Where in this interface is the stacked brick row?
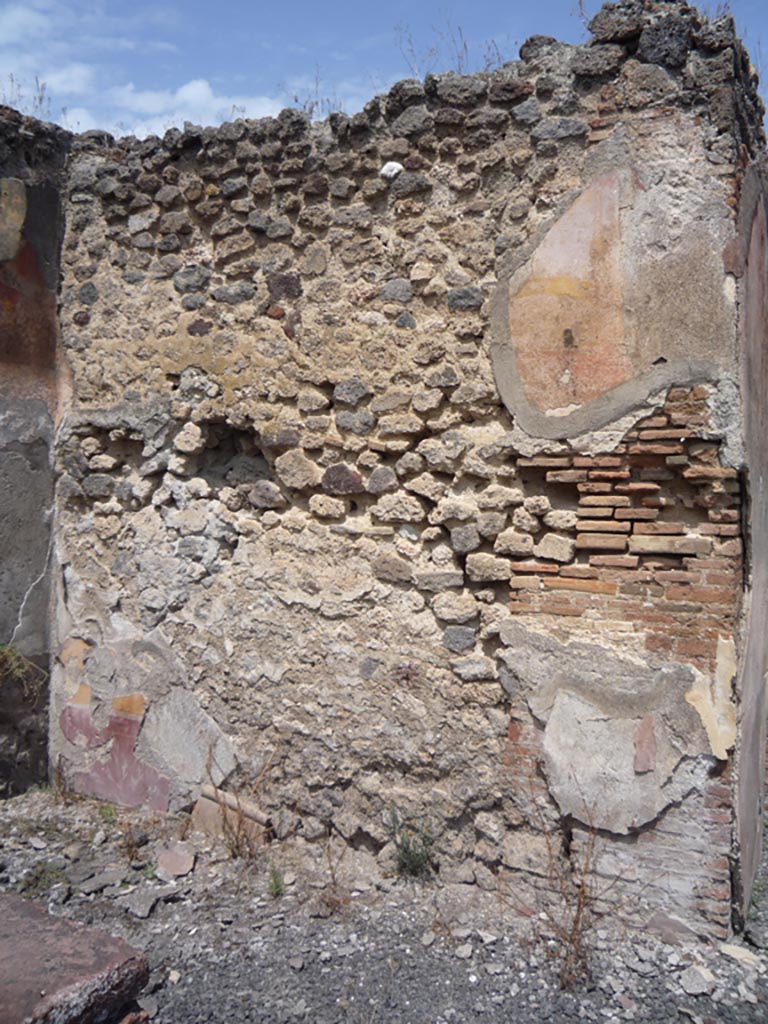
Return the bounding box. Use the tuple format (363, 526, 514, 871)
(506, 387, 741, 673)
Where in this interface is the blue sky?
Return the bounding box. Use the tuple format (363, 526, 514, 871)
(0, 1, 765, 137)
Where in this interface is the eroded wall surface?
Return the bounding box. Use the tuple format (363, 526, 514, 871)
(0, 112, 69, 792)
(10, 0, 763, 938)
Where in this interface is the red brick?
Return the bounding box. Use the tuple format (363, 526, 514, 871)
(545, 470, 588, 483)
(543, 578, 617, 595)
(508, 560, 561, 574)
(558, 565, 599, 578)
(576, 507, 615, 518)
(575, 534, 628, 552)
(683, 466, 739, 481)
(577, 482, 614, 494)
(518, 456, 572, 468)
(614, 508, 660, 521)
(572, 456, 624, 468)
(576, 520, 631, 533)
(614, 482, 661, 494)
(633, 522, 685, 534)
(629, 443, 685, 455)
(637, 429, 695, 440)
(579, 495, 630, 507)
(588, 555, 640, 568)
(588, 470, 631, 481)
(629, 535, 712, 556)
(635, 416, 669, 429)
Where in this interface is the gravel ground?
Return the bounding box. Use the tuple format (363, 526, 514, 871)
(1, 789, 767, 1024)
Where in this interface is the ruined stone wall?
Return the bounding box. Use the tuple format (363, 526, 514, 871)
(3, 0, 764, 939)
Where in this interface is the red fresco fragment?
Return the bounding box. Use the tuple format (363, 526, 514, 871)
(60, 697, 171, 811)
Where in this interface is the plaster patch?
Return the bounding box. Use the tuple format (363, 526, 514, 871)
(684, 636, 737, 760)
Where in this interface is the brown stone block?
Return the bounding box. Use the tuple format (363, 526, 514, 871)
(575, 520, 630, 533)
(576, 506, 614, 518)
(558, 565, 599, 578)
(629, 535, 712, 557)
(699, 523, 740, 536)
(543, 577, 617, 595)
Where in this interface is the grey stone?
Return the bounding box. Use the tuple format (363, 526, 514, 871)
(173, 265, 211, 294)
(531, 117, 589, 142)
(322, 463, 365, 495)
(390, 172, 431, 197)
(335, 409, 375, 435)
(381, 277, 413, 303)
(510, 97, 541, 126)
(333, 377, 372, 406)
(637, 15, 692, 69)
(391, 106, 434, 137)
(212, 281, 255, 304)
(571, 44, 625, 77)
(450, 524, 481, 554)
(447, 287, 484, 311)
(367, 466, 398, 494)
(435, 75, 487, 107)
(443, 626, 477, 653)
(396, 312, 416, 329)
(78, 281, 99, 305)
(589, 4, 644, 43)
(247, 480, 287, 508)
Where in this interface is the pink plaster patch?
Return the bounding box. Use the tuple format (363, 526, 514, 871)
(507, 172, 633, 414)
(60, 693, 170, 811)
(633, 714, 657, 774)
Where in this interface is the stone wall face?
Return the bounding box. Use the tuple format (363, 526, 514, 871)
(4, 1, 762, 937)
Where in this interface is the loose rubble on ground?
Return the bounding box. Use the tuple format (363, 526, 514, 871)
(1, 788, 766, 1023)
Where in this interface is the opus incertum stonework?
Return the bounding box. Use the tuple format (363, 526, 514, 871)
(1, 0, 767, 941)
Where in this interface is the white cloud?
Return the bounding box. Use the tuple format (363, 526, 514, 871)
(0, 6, 50, 45)
(43, 61, 94, 95)
(106, 77, 282, 138)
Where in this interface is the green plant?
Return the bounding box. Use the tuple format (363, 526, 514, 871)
(0, 643, 48, 707)
(267, 862, 284, 898)
(386, 807, 434, 880)
(97, 801, 117, 824)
